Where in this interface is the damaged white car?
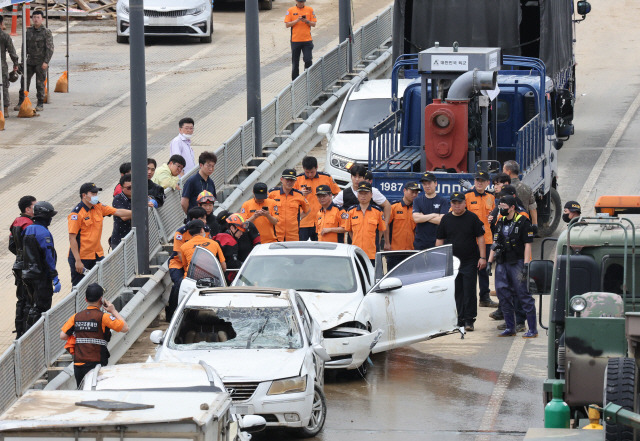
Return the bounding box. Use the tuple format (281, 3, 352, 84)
(178, 242, 460, 375)
(153, 283, 329, 438)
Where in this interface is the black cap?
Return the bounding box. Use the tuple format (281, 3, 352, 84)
(316, 184, 332, 195)
(86, 283, 104, 302)
(79, 182, 102, 196)
(253, 183, 268, 199)
(450, 191, 465, 202)
(499, 185, 517, 197)
(500, 195, 518, 207)
(564, 200, 581, 213)
(281, 169, 297, 180)
(420, 172, 437, 182)
(356, 181, 373, 192)
(404, 182, 420, 191)
(475, 171, 490, 181)
(186, 219, 205, 231)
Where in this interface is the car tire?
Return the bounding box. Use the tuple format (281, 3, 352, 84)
(537, 187, 561, 238)
(116, 35, 129, 44)
(295, 385, 327, 438)
(259, 0, 273, 10)
(604, 357, 636, 441)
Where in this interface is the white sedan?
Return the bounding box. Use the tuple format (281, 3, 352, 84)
(152, 284, 329, 438)
(179, 242, 461, 375)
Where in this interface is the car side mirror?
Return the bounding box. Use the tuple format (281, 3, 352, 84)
(317, 123, 332, 137)
(312, 343, 331, 362)
(240, 415, 267, 434)
(150, 330, 164, 344)
(577, 1, 591, 16)
(529, 260, 554, 295)
(376, 277, 403, 292)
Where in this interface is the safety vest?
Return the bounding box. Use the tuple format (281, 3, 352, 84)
(493, 213, 527, 263)
(74, 308, 109, 364)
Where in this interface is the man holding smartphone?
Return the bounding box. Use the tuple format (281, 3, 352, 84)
(284, 0, 317, 80)
(241, 183, 279, 243)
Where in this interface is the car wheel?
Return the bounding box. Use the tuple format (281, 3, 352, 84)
(259, 0, 273, 10)
(116, 35, 129, 44)
(295, 385, 327, 438)
(356, 356, 369, 377)
(603, 357, 635, 441)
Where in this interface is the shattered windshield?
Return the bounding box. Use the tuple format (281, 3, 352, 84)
(234, 256, 358, 293)
(171, 307, 303, 350)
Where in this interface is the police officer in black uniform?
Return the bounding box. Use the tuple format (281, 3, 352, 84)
(488, 195, 538, 338)
(22, 201, 60, 332)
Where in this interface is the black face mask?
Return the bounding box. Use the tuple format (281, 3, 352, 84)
(499, 208, 509, 216)
(562, 213, 571, 223)
(34, 217, 51, 227)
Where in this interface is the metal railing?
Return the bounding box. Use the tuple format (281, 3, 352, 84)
(0, 5, 394, 415)
(368, 110, 401, 171)
(516, 113, 543, 174)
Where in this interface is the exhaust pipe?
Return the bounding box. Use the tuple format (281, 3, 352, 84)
(446, 69, 498, 101)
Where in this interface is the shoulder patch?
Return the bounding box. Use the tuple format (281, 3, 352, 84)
(341, 212, 349, 219)
(240, 207, 246, 213)
(176, 234, 183, 241)
(109, 315, 116, 321)
(70, 214, 78, 220)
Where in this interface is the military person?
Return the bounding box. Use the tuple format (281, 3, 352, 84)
(16, 10, 54, 112)
(0, 14, 19, 116)
(563, 200, 581, 223)
(503, 160, 538, 234)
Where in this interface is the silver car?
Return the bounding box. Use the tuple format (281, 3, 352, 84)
(116, 0, 213, 44)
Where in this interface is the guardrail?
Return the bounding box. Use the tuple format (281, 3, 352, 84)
(0, 5, 394, 414)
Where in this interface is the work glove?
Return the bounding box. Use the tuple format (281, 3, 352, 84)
(53, 276, 61, 293)
(459, 179, 473, 191)
(532, 224, 539, 236)
(486, 261, 493, 277)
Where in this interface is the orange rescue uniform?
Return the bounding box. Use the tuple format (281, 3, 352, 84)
(388, 201, 416, 250)
(294, 172, 341, 229)
(465, 190, 495, 245)
(240, 198, 279, 243)
(68, 202, 117, 259)
(169, 226, 195, 270)
(345, 204, 386, 259)
(316, 203, 348, 243)
(180, 235, 226, 273)
(269, 188, 310, 242)
(284, 5, 316, 42)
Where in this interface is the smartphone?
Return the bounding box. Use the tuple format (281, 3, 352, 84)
(302, 15, 306, 19)
(262, 207, 268, 211)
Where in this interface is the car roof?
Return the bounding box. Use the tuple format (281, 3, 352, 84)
(249, 241, 359, 257)
(90, 362, 218, 390)
(186, 286, 295, 308)
(348, 78, 414, 101)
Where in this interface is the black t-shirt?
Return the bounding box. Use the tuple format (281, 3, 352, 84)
(436, 210, 485, 263)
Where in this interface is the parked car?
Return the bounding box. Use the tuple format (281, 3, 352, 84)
(116, 0, 213, 44)
(151, 283, 329, 438)
(178, 242, 461, 376)
(317, 78, 414, 186)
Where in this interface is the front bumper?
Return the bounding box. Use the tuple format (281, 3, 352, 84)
(323, 328, 382, 370)
(117, 13, 211, 37)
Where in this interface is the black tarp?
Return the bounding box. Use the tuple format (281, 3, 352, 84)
(392, 0, 574, 78)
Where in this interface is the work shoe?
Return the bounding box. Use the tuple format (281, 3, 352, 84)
(522, 330, 538, 338)
(13, 104, 21, 111)
(515, 323, 526, 333)
(464, 324, 474, 332)
(479, 298, 499, 308)
(489, 308, 504, 320)
(498, 329, 516, 337)
(35, 103, 43, 111)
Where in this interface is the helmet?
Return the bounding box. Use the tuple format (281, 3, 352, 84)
(197, 190, 215, 204)
(8, 70, 19, 83)
(33, 201, 57, 219)
(226, 213, 247, 232)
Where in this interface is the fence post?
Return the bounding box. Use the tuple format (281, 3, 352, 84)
(13, 340, 21, 396)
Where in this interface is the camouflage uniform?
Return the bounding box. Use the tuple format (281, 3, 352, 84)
(18, 25, 54, 107)
(0, 29, 19, 109)
(511, 177, 537, 214)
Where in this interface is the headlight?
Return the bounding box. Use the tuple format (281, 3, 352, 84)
(570, 296, 587, 313)
(187, 3, 208, 15)
(118, 2, 129, 14)
(267, 376, 307, 395)
(330, 153, 355, 171)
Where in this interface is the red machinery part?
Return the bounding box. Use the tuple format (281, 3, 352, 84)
(424, 98, 469, 172)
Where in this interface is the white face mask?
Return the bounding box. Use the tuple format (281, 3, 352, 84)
(182, 133, 193, 140)
(90, 195, 100, 205)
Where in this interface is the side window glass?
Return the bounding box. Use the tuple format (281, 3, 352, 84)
(385, 245, 452, 287)
(355, 252, 371, 289)
(354, 259, 368, 294)
(295, 297, 312, 342)
(187, 247, 223, 285)
(497, 99, 510, 122)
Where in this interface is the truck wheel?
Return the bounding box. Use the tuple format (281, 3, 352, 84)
(537, 187, 561, 238)
(295, 385, 327, 438)
(604, 357, 636, 441)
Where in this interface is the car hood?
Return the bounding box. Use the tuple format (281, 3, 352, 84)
(329, 133, 371, 162)
(156, 348, 306, 382)
(298, 291, 362, 330)
(121, 0, 206, 10)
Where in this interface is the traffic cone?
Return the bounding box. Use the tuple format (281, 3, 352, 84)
(18, 91, 37, 118)
(0, 109, 5, 131)
(55, 71, 68, 93)
(10, 5, 18, 36)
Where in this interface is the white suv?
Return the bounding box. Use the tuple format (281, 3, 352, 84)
(318, 78, 414, 186)
(151, 283, 329, 438)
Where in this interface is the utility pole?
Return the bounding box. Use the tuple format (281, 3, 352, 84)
(245, 0, 263, 157)
(129, 0, 150, 274)
(339, 0, 352, 72)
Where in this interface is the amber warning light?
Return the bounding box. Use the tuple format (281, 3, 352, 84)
(595, 196, 640, 216)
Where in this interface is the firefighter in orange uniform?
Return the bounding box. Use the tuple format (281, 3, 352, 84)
(181, 220, 226, 272)
(284, 0, 317, 80)
(316, 184, 347, 243)
(269, 169, 310, 241)
(241, 183, 279, 244)
(60, 283, 129, 386)
(387, 182, 420, 251)
(345, 182, 386, 264)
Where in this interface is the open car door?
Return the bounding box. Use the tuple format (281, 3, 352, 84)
(360, 245, 459, 353)
(178, 247, 227, 305)
(374, 250, 419, 283)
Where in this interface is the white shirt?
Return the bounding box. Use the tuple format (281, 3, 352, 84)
(169, 134, 196, 173)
